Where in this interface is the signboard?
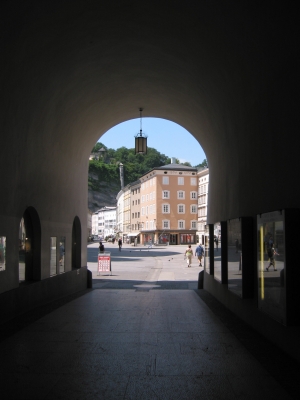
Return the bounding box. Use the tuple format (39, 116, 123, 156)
(98, 252, 111, 273)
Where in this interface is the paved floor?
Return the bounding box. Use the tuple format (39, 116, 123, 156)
(0, 243, 299, 399)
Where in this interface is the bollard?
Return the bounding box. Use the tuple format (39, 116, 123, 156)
(87, 269, 93, 288)
(198, 270, 204, 289)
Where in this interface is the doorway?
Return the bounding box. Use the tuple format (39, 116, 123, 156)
(170, 234, 177, 245)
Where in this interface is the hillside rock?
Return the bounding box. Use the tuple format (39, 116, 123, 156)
(88, 177, 120, 212)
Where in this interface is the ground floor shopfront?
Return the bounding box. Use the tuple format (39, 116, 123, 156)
(141, 231, 197, 245)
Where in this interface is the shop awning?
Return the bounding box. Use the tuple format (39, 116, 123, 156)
(127, 233, 140, 237)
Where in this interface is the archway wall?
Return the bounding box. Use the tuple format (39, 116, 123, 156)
(1, 1, 299, 292)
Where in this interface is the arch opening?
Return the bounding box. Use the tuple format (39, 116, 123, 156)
(18, 207, 41, 283)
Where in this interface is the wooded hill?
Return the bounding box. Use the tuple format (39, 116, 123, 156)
(88, 142, 207, 211)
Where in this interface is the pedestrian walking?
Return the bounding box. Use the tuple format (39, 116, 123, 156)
(195, 243, 204, 266)
(148, 238, 153, 248)
(266, 245, 279, 271)
(185, 245, 193, 267)
(235, 239, 239, 253)
(99, 242, 105, 253)
(118, 238, 122, 251)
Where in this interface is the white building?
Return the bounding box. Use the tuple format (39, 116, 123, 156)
(197, 167, 209, 244)
(92, 206, 117, 238)
(87, 209, 93, 240)
(116, 190, 124, 238)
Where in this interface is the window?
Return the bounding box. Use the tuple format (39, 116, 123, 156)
(177, 191, 185, 199)
(190, 191, 197, 199)
(138, 212, 140, 218)
(178, 177, 184, 185)
(142, 207, 145, 215)
(146, 194, 149, 201)
(163, 176, 169, 184)
(146, 221, 149, 229)
(178, 204, 185, 213)
(138, 199, 140, 204)
(191, 177, 197, 185)
(191, 221, 197, 229)
(162, 190, 170, 199)
(163, 220, 170, 229)
(190, 205, 197, 213)
(132, 213, 134, 219)
(178, 220, 185, 229)
(162, 204, 170, 213)
(132, 201, 134, 205)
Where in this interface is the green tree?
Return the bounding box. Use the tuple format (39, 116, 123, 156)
(194, 159, 208, 168)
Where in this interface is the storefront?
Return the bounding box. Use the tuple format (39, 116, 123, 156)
(156, 232, 196, 245)
(127, 233, 140, 245)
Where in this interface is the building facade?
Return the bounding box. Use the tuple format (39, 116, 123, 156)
(197, 167, 209, 244)
(92, 206, 116, 239)
(129, 180, 141, 244)
(139, 162, 198, 245)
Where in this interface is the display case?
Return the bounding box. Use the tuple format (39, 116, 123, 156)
(213, 222, 221, 281)
(213, 221, 227, 283)
(204, 224, 213, 274)
(0, 236, 6, 271)
(227, 217, 253, 298)
(257, 209, 300, 325)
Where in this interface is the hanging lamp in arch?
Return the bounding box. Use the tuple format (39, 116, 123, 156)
(134, 108, 147, 154)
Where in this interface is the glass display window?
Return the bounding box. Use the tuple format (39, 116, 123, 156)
(59, 237, 65, 274)
(0, 236, 6, 271)
(257, 211, 285, 324)
(228, 219, 242, 296)
(50, 237, 57, 276)
(213, 222, 221, 282)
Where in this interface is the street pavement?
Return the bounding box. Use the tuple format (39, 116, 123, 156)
(87, 242, 201, 290)
(0, 243, 297, 399)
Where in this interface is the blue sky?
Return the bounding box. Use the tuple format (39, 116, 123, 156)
(98, 118, 206, 167)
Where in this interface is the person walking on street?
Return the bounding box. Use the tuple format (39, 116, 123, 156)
(148, 238, 153, 248)
(118, 238, 122, 251)
(195, 243, 204, 267)
(185, 245, 193, 267)
(266, 245, 279, 271)
(99, 242, 105, 253)
(215, 237, 219, 251)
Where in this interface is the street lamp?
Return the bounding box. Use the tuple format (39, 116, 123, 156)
(135, 108, 147, 154)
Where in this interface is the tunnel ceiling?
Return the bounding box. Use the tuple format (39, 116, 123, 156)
(1, 1, 297, 162)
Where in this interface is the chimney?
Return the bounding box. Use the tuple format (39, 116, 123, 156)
(119, 163, 124, 189)
(171, 157, 177, 164)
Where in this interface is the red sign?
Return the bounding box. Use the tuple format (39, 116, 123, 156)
(98, 254, 111, 272)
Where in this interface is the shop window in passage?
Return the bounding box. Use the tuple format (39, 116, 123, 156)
(0, 236, 6, 271)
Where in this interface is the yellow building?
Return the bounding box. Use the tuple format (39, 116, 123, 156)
(140, 162, 198, 245)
